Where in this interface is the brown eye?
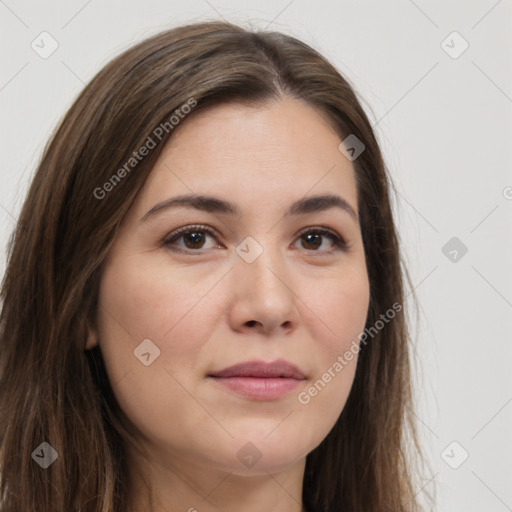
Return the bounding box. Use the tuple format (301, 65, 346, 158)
(301, 232, 323, 250)
(163, 225, 220, 253)
(181, 231, 206, 249)
(295, 228, 347, 253)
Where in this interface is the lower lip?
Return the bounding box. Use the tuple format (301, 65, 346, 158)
(209, 376, 303, 400)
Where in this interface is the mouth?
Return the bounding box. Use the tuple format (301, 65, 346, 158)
(208, 359, 306, 400)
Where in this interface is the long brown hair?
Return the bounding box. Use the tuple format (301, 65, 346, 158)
(0, 20, 429, 512)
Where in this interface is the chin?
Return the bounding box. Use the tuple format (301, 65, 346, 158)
(226, 449, 308, 477)
(212, 425, 319, 476)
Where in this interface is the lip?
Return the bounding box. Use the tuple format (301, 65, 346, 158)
(208, 359, 306, 400)
(209, 359, 305, 379)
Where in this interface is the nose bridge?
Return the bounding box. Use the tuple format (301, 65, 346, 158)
(232, 233, 296, 322)
(236, 234, 287, 289)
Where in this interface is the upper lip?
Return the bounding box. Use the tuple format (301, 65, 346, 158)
(208, 359, 306, 379)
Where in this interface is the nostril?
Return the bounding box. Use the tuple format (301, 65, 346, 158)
(247, 320, 257, 327)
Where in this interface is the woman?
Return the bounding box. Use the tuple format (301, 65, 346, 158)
(0, 20, 429, 512)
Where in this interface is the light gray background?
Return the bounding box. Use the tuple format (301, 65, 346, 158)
(1, 1, 511, 511)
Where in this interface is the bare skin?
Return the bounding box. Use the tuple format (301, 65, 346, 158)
(89, 96, 370, 512)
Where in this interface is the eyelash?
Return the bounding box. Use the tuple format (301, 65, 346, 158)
(162, 224, 348, 255)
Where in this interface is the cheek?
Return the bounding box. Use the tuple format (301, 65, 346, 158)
(95, 258, 218, 383)
(289, 268, 370, 453)
(94, 259, 223, 444)
(304, 264, 370, 359)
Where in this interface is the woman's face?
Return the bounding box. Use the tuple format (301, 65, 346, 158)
(94, 97, 370, 476)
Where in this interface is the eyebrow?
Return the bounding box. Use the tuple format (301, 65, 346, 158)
(140, 193, 358, 222)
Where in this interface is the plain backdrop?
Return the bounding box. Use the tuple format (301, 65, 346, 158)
(1, 1, 511, 511)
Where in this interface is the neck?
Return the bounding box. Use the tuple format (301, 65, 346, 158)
(126, 446, 307, 512)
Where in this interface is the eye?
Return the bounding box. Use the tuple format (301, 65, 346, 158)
(163, 224, 222, 253)
(293, 227, 347, 254)
(162, 225, 348, 255)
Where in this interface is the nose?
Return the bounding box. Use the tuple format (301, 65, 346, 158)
(228, 239, 300, 336)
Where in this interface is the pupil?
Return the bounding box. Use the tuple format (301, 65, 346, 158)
(185, 232, 204, 248)
(304, 233, 321, 249)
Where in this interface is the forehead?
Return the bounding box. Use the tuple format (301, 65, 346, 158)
(131, 97, 358, 221)
(167, 97, 343, 160)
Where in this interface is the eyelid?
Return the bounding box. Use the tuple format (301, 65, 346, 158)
(295, 225, 346, 244)
(164, 224, 218, 240)
(162, 224, 222, 250)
